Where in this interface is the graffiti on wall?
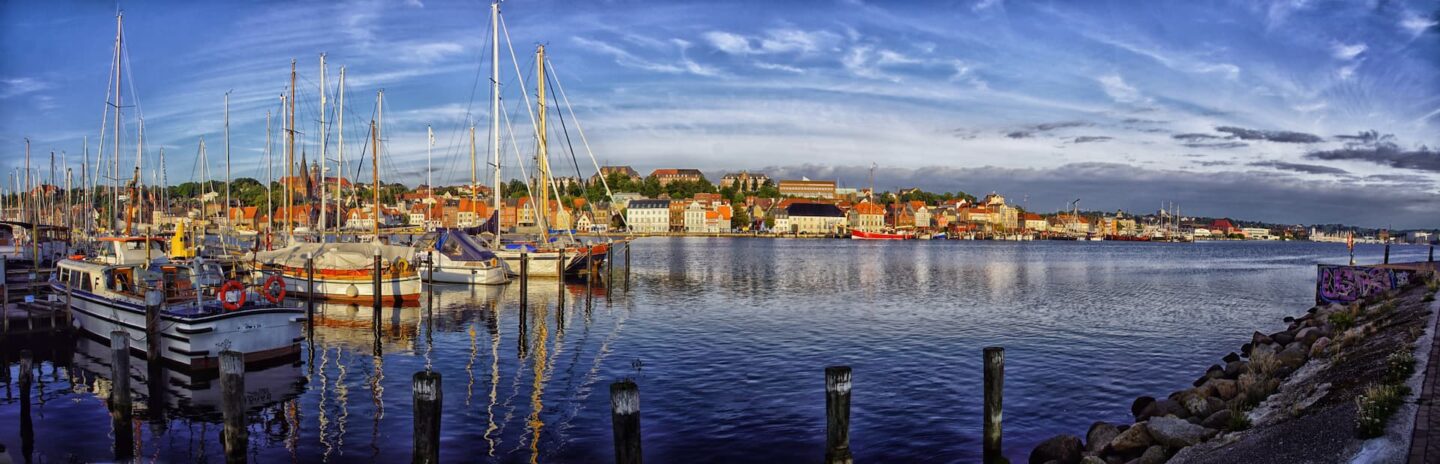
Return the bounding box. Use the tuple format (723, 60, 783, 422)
(1315, 265, 1417, 304)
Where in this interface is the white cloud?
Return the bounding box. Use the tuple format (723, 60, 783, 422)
(841, 46, 898, 81)
(0, 77, 51, 99)
(400, 42, 464, 64)
(1329, 42, 1366, 60)
(571, 36, 720, 77)
(1336, 61, 1360, 80)
(754, 62, 804, 73)
(703, 31, 752, 54)
(1097, 73, 1144, 104)
(972, 0, 1003, 12)
(1090, 35, 1240, 80)
(1400, 11, 1438, 37)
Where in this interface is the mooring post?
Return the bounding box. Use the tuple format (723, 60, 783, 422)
(825, 366, 853, 464)
(306, 254, 316, 322)
(219, 350, 248, 464)
(426, 251, 435, 309)
(145, 289, 162, 365)
(19, 348, 35, 461)
(520, 252, 529, 307)
(557, 248, 566, 310)
(606, 243, 614, 300)
(373, 248, 383, 309)
(2, 255, 8, 335)
(64, 277, 73, 328)
(624, 241, 631, 292)
(610, 380, 642, 464)
(109, 332, 134, 460)
(1430, 244, 1434, 262)
(983, 347, 1005, 464)
(412, 371, 442, 464)
(1384, 243, 1390, 264)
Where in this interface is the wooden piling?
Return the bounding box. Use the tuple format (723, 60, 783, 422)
(825, 366, 853, 464)
(412, 371, 442, 464)
(19, 349, 34, 460)
(624, 241, 631, 292)
(306, 255, 316, 320)
(426, 251, 435, 306)
(220, 350, 248, 464)
(1430, 244, 1434, 262)
(610, 380, 642, 464)
(558, 249, 566, 309)
(109, 332, 134, 460)
(64, 278, 73, 328)
(606, 243, 614, 300)
(1384, 244, 1390, 264)
(520, 252, 529, 307)
(373, 250, 383, 308)
(983, 347, 1005, 464)
(145, 290, 161, 365)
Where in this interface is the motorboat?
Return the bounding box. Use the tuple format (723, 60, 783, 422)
(413, 228, 511, 285)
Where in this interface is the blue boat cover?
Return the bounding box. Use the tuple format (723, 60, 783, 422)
(433, 229, 498, 261)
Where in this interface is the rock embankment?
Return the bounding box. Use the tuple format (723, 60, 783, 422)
(1027, 270, 1439, 464)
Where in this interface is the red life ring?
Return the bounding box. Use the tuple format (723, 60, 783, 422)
(263, 275, 287, 303)
(219, 280, 246, 311)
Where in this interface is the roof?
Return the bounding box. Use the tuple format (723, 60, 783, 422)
(628, 199, 671, 209)
(853, 202, 885, 215)
(778, 179, 836, 186)
(650, 168, 703, 177)
(786, 203, 845, 217)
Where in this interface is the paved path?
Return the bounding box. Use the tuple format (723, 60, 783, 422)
(1409, 291, 1440, 463)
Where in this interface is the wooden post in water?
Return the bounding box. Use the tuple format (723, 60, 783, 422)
(64, 278, 73, 328)
(519, 252, 529, 308)
(110, 332, 134, 460)
(2, 256, 8, 335)
(610, 380, 642, 464)
(1384, 244, 1390, 264)
(624, 241, 631, 292)
(306, 254, 316, 321)
(373, 248, 383, 308)
(412, 371, 442, 464)
(19, 349, 34, 461)
(145, 289, 161, 365)
(1430, 244, 1434, 262)
(606, 243, 614, 300)
(825, 366, 853, 464)
(219, 350, 247, 464)
(983, 347, 1005, 464)
(557, 249, 566, 309)
(426, 251, 435, 309)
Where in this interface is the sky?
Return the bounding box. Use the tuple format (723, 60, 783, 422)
(1, 0, 1438, 228)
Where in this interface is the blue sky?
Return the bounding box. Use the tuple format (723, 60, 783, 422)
(1, 0, 1438, 228)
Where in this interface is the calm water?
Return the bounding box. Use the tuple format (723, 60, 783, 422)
(0, 240, 1431, 463)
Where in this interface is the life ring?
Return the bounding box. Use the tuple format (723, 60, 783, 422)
(219, 280, 246, 311)
(394, 257, 410, 274)
(262, 275, 286, 303)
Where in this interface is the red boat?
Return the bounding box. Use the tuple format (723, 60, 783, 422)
(851, 229, 913, 240)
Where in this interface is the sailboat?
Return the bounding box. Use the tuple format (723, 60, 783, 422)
(490, 44, 609, 278)
(251, 65, 421, 303)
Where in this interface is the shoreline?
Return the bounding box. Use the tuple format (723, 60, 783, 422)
(1024, 262, 1440, 464)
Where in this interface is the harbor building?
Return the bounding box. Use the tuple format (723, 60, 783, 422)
(626, 199, 671, 233)
(778, 179, 837, 199)
(650, 169, 706, 187)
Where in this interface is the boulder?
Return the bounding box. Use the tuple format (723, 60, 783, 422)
(1276, 342, 1307, 371)
(1201, 408, 1232, 429)
(1222, 352, 1241, 363)
(1206, 364, 1225, 380)
(1110, 422, 1153, 453)
(1141, 399, 1189, 419)
(1029, 434, 1083, 464)
(1081, 456, 1107, 464)
(1241, 342, 1253, 357)
(1252, 331, 1274, 346)
(1182, 393, 1213, 418)
(1206, 397, 1226, 415)
(1310, 337, 1331, 357)
(1147, 415, 1216, 448)
(1250, 342, 1277, 360)
(1135, 445, 1167, 464)
(1131, 396, 1156, 420)
(1224, 360, 1248, 379)
(1087, 422, 1121, 454)
(1206, 378, 1237, 400)
(1283, 315, 1295, 323)
(1270, 331, 1295, 346)
(1295, 327, 1323, 346)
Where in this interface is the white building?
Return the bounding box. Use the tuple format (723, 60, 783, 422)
(625, 199, 670, 233)
(684, 202, 707, 233)
(1242, 227, 1275, 240)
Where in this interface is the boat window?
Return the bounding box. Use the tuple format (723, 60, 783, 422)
(81, 272, 93, 291)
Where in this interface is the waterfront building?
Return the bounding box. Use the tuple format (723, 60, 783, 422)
(650, 168, 706, 186)
(910, 201, 932, 229)
(612, 192, 644, 209)
(684, 201, 707, 233)
(848, 201, 886, 232)
(227, 206, 259, 230)
(1242, 227, 1276, 240)
(626, 199, 671, 233)
(720, 171, 770, 191)
(778, 179, 837, 199)
(1209, 219, 1240, 236)
(1022, 212, 1047, 232)
(785, 203, 846, 235)
(592, 165, 642, 185)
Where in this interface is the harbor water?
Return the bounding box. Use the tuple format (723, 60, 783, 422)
(0, 239, 1430, 462)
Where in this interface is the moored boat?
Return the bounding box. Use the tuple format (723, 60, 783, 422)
(851, 229, 913, 240)
(415, 229, 511, 285)
(251, 242, 422, 303)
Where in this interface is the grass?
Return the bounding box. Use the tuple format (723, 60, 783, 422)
(1237, 351, 1282, 409)
(1426, 278, 1439, 293)
(1356, 383, 1411, 438)
(1329, 310, 1358, 331)
(1227, 405, 1252, 431)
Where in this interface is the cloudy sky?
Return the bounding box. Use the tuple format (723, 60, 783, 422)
(1, 0, 1438, 228)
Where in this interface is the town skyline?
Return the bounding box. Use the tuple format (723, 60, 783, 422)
(1, 0, 1438, 228)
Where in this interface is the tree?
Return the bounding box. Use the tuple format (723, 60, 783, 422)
(731, 206, 750, 230)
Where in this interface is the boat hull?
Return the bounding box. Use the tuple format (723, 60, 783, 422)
(266, 270, 423, 303)
(55, 282, 305, 370)
(422, 264, 510, 285)
(851, 230, 912, 240)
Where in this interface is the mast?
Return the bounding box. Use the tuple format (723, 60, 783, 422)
(374, 92, 385, 240)
(319, 53, 328, 237)
(224, 91, 231, 229)
(287, 59, 296, 237)
(469, 124, 477, 214)
(112, 12, 123, 232)
(490, 0, 501, 234)
(82, 136, 88, 233)
(266, 110, 274, 234)
(427, 124, 433, 198)
(535, 45, 550, 237)
(336, 67, 346, 236)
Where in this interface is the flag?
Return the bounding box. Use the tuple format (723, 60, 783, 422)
(427, 126, 435, 147)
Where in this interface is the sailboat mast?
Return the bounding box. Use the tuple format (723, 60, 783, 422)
(490, 1, 501, 233)
(287, 59, 296, 237)
(535, 45, 549, 236)
(469, 125, 477, 209)
(112, 12, 123, 232)
(319, 53, 328, 236)
(371, 103, 381, 238)
(224, 92, 231, 228)
(336, 67, 346, 237)
(266, 110, 273, 234)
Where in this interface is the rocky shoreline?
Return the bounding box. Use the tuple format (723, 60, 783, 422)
(1027, 269, 1440, 464)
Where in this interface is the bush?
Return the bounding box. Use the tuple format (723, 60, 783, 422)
(1355, 383, 1410, 438)
(1228, 405, 1252, 431)
(1330, 311, 1357, 331)
(1384, 347, 1416, 384)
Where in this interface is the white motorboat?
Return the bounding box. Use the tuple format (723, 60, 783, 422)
(414, 229, 510, 285)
